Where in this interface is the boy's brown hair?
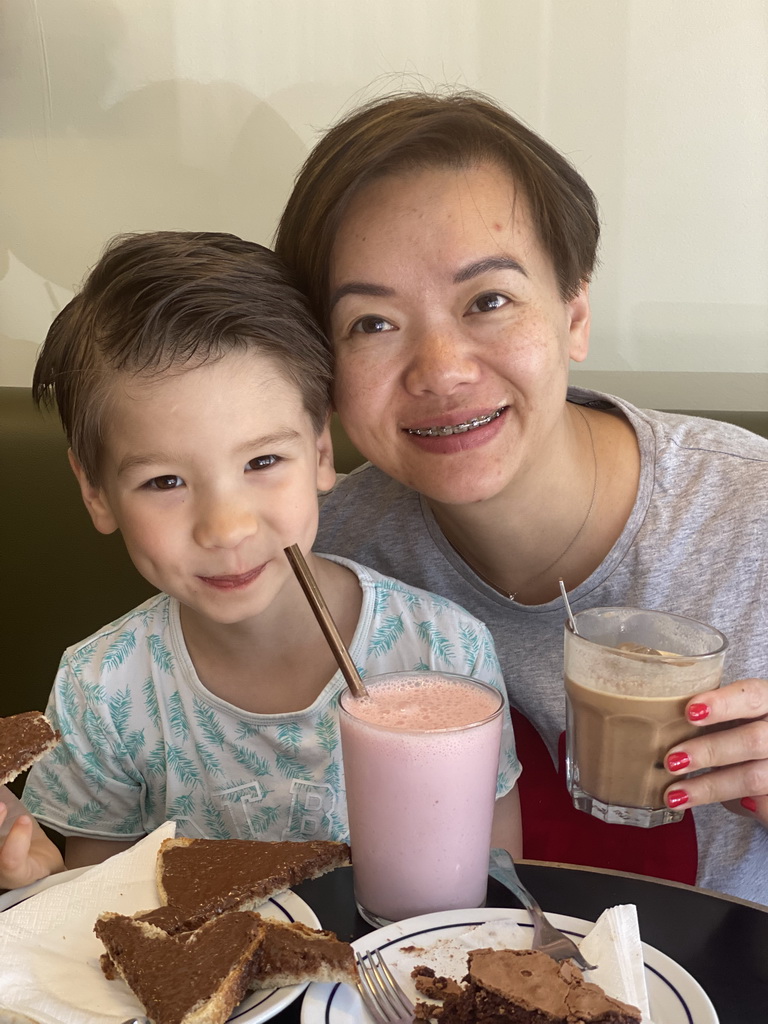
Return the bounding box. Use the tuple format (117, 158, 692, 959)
(33, 231, 332, 484)
(275, 89, 600, 328)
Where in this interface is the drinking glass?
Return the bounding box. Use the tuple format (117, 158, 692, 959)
(339, 670, 503, 926)
(564, 606, 727, 827)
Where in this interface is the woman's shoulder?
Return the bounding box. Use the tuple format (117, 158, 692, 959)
(329, 554, 492, 634)
(321, 463, 420, 512)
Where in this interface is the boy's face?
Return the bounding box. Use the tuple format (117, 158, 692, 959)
(71, 351, 335, 629)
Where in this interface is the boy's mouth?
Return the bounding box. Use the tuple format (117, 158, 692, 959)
(405, 407, 506, 437)
(200, 567, 264, 589)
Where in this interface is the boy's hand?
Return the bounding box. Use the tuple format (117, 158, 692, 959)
(0, 802, 65, 890)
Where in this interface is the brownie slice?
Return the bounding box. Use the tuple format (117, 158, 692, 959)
(416, 948, 641, 1024)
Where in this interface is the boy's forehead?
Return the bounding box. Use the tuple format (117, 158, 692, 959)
(99, 352, 314, 452)
(109, 350, 298, 399)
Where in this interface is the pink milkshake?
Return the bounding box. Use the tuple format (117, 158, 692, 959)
(339, 671, 503, 926)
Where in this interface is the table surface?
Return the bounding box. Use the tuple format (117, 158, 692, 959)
(280, 860, 768, 1024)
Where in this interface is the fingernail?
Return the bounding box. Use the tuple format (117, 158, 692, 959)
(741, 797, 757, 813)
(666, 751, 691, 772)
(688, 702, 710, 721)
(667, 790, 689, 808)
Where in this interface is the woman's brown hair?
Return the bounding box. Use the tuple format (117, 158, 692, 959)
(275, 90, 600, 328)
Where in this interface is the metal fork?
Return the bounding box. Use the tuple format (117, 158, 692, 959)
(489, 848, 597, 971)
(355, 948, 416, 1024)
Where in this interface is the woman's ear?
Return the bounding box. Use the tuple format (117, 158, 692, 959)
(567, 282, 591, 364)
(315, 417, 337, 492)
(67, 449, 119, 535)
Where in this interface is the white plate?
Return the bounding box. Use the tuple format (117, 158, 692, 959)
(1, 871, 319, 1024)
(301, 907, 719, 1024)
(0, 865, 91, 911)
(223, 889, 321, 1023)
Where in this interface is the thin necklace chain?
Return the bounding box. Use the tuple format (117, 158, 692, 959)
(449, 405, 598, 602)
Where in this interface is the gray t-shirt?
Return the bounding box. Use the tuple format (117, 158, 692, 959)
(317, 387, 768, 905)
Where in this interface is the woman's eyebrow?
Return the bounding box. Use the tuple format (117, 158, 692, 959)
(329, 281, 393, 312)
(454, 256, 528, 283)
(329, 256, 527, 311)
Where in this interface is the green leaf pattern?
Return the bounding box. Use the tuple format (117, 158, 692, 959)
(24, 572, 519, 843)
(102, 630, 138, 671)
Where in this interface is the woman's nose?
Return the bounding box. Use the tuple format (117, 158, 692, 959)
(193, 496, 257, 550)
(403, 321, 480, 395)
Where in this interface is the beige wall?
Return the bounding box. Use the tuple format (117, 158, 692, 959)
(2, 0, 766, 409)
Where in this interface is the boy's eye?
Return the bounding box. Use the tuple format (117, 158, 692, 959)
(467, 292, 509, 314)
(246, 454, 279, 471)
(350, 315, 396, 335)
(146, 475, 183, 491)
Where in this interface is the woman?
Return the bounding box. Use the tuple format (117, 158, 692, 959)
(275, 91, 768, 904)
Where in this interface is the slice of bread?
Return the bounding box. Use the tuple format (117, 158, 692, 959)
(94, 910, 266, 1024)
(155, 837, 351, 921)
(117, 909, 358, 991)
(0, 711, 60, 785)
(249, 916, 358, 989)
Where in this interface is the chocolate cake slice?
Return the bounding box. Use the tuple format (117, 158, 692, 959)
(415, 948, 641, 1024)
(0, 711, 60, 785)
(95, 910, 266, 1024)
(155, 837, 351, 923)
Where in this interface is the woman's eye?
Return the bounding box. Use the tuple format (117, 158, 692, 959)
(350, 315, 396, 335)
(246, 454, 279, 471)
(468, 292, 509, 314)
(145, 475, 183, 491)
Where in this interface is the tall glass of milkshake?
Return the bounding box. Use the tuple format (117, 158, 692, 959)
(338, 671, 503, 926)
(564, 607, 727, 828)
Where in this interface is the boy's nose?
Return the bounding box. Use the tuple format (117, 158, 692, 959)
(403, 322, 480, 396)
(193, 499, 257, 550)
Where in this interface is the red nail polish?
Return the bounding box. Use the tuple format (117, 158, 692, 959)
(667, 751, 691, 772)
(687, 703, 710, 722)
(667, 790, 689, 808)
(741, 797, 757, 813)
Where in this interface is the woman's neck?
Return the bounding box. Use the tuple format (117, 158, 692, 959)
(430, 405, 640, 605)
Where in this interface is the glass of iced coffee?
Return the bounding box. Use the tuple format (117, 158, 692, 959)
(564, 607, 727, 827)
(338, 670, 504, 926)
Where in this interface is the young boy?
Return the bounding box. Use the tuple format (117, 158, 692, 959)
(3, 232, 520, 887)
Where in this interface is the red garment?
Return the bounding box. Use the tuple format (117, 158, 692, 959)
(511, 709, 698, 883)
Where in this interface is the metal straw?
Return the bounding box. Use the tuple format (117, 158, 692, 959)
(558, 577, 580, 635)
(284, 544, 368, 698)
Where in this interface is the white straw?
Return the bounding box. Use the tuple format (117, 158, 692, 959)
(558, 578, 579, 635)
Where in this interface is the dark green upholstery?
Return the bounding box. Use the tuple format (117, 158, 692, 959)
(1, 386, 764, 784)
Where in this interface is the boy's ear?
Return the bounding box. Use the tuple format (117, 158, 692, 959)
(315, 417, 337, 492)
(67, 449, 119, 535)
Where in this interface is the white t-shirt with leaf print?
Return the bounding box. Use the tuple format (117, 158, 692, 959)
(24, 556, 520, 843)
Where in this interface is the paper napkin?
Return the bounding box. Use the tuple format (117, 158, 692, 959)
(0, 820, 176, 1024)
(387, 904, 653, 1024)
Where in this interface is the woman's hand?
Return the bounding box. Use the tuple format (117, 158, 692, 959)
(664, 677, 768, 824)
(0, 800, 65, 890)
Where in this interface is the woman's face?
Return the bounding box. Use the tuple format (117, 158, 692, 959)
(328, 162, 591, 506)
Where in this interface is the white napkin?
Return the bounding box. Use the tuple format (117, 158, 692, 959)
(387, 904, 653, 1024)
(0, 820, 176, 1024)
